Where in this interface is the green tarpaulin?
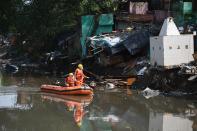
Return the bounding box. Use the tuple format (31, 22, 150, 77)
(183, 2, 192, 14)
(80, 15, 94, 57)
(96, 14, 114, 35)
(80, 14, 114, 58)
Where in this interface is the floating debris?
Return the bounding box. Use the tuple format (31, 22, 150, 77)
(89, 81, 97, 88)
(105, 83, 115, 90)
(142, 87, 160, 99)
(3, 64, 19, 74)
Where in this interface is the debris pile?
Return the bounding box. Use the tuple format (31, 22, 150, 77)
(88, 27, 150, 66)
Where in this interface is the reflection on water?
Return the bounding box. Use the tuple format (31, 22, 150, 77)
(88, 114, 120, 123)
(42, 94, 93, 127)
(0, 92, 32, 110)
(0, 94, 17, 109)
(149, 111, 193, 131)
(0, 74, 196, 131)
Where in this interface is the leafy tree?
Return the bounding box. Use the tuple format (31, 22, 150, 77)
(0, 0, 21, 33)
(80, 0, 119, 15)
(0, 0, 120, 58)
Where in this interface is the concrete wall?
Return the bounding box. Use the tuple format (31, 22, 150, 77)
(149, 112, 163, 131)
(149, 112, 193, 131)
(163, 114, 193, 131)
(150, 34, 194, 67)
(163, 35, 194, 66)
(150, 36, 164, 66)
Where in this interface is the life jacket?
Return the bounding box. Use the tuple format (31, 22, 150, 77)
(75, 80, 83, 86)
(66, 76, 75, 86)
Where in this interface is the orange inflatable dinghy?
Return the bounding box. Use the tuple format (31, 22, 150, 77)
(41, 84, 93, 95)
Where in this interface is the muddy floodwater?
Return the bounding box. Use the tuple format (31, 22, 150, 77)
(0, 73, 197, 131)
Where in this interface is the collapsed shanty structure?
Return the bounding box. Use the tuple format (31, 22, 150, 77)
(88, 29, 150, 66)
(79, 12, 152, 66)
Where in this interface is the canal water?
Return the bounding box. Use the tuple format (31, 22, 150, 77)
(0, 73, 197, 131)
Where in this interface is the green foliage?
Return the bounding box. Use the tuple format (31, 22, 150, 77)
(80, 0, 119, 15)
(18, 0, 81, 40)
(0, 0, 119, 55)
(0, 0, 21, 33)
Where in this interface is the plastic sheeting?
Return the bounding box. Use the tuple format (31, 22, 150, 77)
(122, 30, 149, 55)
(90, 35, 125, 55)
(102, 37, 121, 47)
(90, 36, 121, 47)
(90, 30, 149, 55)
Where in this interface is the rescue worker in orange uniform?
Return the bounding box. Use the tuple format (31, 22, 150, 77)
(74, 64, 88, 86)
(65, 73, 75, 87)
